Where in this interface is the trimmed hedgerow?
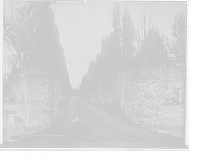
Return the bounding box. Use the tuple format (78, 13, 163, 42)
(3, 75, 55, 126)
(125, 76, 168, 102)
(125, 76, 185, 124)
(26, 75, 55, 125)
(26, 75, 54, 102)
(133, 99, 159, 123)
(132, 99, 185, 124)
(159, 103, 185, 124)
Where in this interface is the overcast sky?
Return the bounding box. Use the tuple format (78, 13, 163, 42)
(52, 1, 187, 88)
(54, 1, 186, 89)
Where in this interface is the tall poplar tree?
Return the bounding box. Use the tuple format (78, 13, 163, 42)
(171, 13, 187, 71)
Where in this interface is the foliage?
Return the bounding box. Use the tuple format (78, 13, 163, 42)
(3, 78, 58, 141)
(3, 1, 71, 95)
(85, 59, 98, 95)
(78, 6, 186, 136)
(3, 2, 187, 137)
(134, 104, 184, 136)
(26, 75, 55, 125)
(79, 6, 137, 97)
(139, 27, 170, 69)
(8, 66, 23, 101)
(121, 7, 136, 64)
(4, 2, 38, 75)
(96, 37, 115, 105)
(171, 13, 186, 103)
(60, 70, 72, 100)
(26, 75, 54, 102)
(79, 74, 88, 99)
(3, 82, 12, 101)
(132, 76, 168, 98)
(126, 76, 185, 124)
(159, 103, 186, 124)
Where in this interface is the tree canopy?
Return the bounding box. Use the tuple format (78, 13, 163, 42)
(79, 5, 186, 105)
(3, 1, 71, 95)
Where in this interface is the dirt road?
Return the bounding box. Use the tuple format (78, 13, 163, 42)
(2, 96, 187, 149)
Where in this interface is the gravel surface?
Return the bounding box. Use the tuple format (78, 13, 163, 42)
(1, 96, 187, 149)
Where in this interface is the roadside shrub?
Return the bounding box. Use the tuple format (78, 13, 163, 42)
(8, 67, 23, 101)
(132, 99, 185, 124)
(3, 93, 12, 101)
(133, 99, 159, 123)
(26, 75, 55, 125)
(3, 82, 12, 101)
(125, 76, 185, 137)
(125, 76, 176, 123)
(159, 103, 185, 124)
(125, 76, 168, 102)
(26, 75, 54, 102)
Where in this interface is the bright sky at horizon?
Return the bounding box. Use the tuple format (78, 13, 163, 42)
(54, 1, 186, 89)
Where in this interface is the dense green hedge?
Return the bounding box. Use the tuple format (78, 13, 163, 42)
(133, 99, 159, 123)
(26, 75, 54, 102)
(159, 103, 186, 124)
(26, 75, 55, 125)
(133, 100, 185, 124)
(125, 76, 168, 101)
(125, 76, 185, 123)
(3, 75, 55, 126)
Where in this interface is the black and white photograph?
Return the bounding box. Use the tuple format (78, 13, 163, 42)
(0, 0, 188, 150)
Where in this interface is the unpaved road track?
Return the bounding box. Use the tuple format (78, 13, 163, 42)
(1, 96, 187, 149)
